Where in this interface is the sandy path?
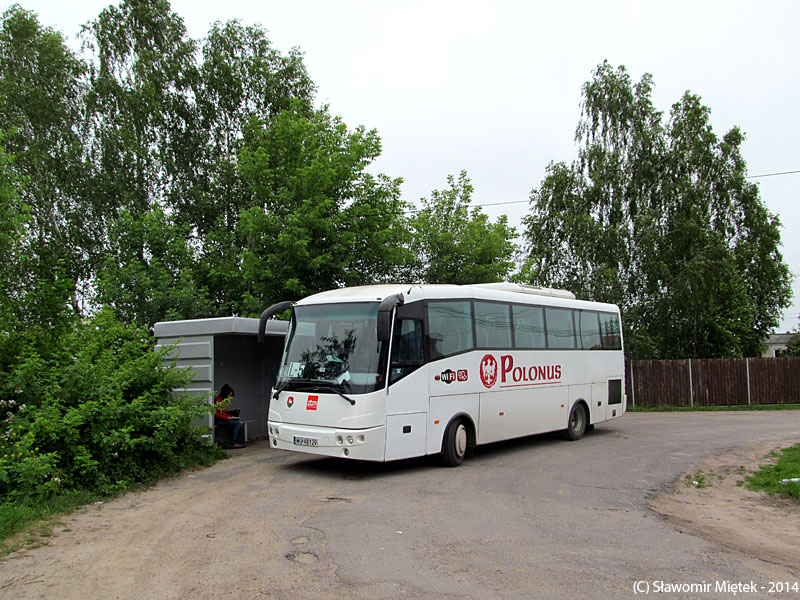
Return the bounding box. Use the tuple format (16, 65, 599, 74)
(2, 413, 800, 599)
(650, 439, 800, 571)
(0, 443, 344, 600)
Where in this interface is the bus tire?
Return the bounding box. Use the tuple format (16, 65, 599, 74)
(563, 402, 587, 441)
(441, 418, 468, 467)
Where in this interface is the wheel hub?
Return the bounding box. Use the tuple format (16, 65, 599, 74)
(455, 424, 467, 457)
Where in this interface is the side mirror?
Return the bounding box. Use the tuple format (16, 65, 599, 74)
(377, 294, 404, 342)
(258, 301, 293, 344)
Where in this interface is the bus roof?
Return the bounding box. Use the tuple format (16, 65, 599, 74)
(294, 283, 620, 313)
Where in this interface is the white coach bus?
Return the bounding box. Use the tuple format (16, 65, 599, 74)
(259, 283, 625, 466)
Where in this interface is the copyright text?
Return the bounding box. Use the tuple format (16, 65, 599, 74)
(633, 580, 800, 595)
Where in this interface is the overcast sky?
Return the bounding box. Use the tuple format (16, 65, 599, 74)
(7, 0, 800, 331)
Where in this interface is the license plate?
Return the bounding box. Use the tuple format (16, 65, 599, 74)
(293, 436, 319, 447)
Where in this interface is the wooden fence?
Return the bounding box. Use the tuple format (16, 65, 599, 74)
(625, 357, 800, 407)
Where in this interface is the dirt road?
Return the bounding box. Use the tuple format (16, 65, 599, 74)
(1, 411, 799, 599)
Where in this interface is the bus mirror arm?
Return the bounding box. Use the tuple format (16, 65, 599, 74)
(377, 294, 404, 342)
(259, 301, 294, 344)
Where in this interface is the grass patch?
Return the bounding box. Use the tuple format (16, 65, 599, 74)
(684, 470, 711, 488)
(745, 444, 800, 502)
(629, 404, 800, 412)
(683, 468, 728, 488)
(0, 491, 97, 555)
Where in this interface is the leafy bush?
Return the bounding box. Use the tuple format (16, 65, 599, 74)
(0, 309, 221, 502)
(784, 331, 800, 357)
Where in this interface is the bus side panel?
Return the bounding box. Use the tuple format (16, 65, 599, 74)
(387, 366, 430, 415)
(478, 386, 568, 444)
(384, 363, 431, 461)
(590, 382, 607, 424)
(385, 413, 428, 461)
(426, 394, 480, 456)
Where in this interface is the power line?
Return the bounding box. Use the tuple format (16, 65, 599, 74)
(747, 170, 800, 179)
(404, 199, 529, 214)
(401, 169, 799, 214)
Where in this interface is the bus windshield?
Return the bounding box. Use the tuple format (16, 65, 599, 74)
(277, 302, 387, 395)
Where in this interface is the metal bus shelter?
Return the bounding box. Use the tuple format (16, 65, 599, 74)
(154, 317, 288, 441)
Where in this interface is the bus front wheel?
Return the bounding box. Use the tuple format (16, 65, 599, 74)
(441, 419, 468, 467)
(563, 403, 587, 441)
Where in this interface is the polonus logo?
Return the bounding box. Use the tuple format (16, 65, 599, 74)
(480, 354, 561, 389)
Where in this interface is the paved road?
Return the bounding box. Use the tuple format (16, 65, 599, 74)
(2, 411, 800, 599)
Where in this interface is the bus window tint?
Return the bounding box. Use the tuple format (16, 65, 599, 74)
(475, 301, 512, 349)
(512, 305, 546, 349)
(579, 311, 602, 350)
(599, 312, 622, 350)
(545, 308, 576, 349)
(390, 319, 424, 383)
(427, 301, 474, 359)
(392, 319, 424, 362)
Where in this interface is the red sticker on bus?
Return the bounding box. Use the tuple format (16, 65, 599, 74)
(306, 395, 318, 410)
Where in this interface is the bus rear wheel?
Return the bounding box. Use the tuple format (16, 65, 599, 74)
(441, 419, 468, 467)
(563, 403, 587, 441)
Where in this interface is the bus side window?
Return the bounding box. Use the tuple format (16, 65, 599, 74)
(475, 301, 512, 349)
(512, 304, 546, 349)
(390, 319, 425, 384)
(579, 311, 602, 350)
(427, 301, 474, 358)
(599, 312, 622, 350)
(545, 307, 577, 349)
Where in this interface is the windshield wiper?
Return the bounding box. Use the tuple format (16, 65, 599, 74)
(271, 379, 293, 400)
(308, 381, 356, 406)
(273, 378, 356, 405)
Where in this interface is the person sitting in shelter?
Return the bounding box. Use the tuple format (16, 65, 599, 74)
(214, 384, 245, 449)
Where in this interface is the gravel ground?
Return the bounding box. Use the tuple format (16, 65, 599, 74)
(1, 411, 799, 599)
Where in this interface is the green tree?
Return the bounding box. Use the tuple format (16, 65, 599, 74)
(0, 6, 94, 309)
(168, 19, 318, 319)
(82, 6, 325, 323)
(409, 171, 517, 284)
(521, 62, 791, 359)
(81, 0, 206, 324)
(784, 330, 800, 357)
(235, 104, 410, 311)
(81, 0, 197, 224)
(182, 19, 315, 234)
(97, 208, 213, 326)
(0, 137, 27, 341)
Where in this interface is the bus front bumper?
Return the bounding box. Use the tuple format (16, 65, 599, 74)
(267, 421, 386, 461)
